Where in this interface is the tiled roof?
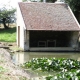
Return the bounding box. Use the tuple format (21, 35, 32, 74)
(18, 2, 80, 31)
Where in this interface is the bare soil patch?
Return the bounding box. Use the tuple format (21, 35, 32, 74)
(0, 47, 30, 80)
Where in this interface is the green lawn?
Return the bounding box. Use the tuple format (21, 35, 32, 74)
(0, 27, 16, 42)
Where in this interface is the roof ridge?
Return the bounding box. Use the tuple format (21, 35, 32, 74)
(18, 2, 67, 5)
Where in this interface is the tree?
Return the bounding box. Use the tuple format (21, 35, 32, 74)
(22, 0, 27, 2)
(22, 0, 57, 3)
(65, 0, 80, 12)
(65, 0, 80, 23)
(0, 7, 16, 29)
(41, 0, 57, 3)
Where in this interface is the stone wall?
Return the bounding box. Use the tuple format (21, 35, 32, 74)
(69, 31, 79, 49)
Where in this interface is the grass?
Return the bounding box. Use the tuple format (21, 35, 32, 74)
(0, 27, 16, 42)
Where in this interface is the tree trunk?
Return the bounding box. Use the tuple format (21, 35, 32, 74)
(2, 18, 9, 29)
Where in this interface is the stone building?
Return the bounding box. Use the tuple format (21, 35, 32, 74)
(17, 2, 80, 51)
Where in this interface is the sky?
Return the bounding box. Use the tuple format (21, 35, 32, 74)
(0, 0, 22, 8)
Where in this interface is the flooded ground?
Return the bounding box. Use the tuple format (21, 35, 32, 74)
(12, 51, 80, 79)
(12, 52, 80, 65)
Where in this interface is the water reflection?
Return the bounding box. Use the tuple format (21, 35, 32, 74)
(12, 52, 80, 65)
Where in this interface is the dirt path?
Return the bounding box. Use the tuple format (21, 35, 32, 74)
(0, 48, 30, 80)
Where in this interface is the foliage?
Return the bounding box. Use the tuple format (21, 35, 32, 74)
(23, 58, 80, 80)
(46, 70, 80, 80)
(0, 27, 16, 42)
(22, 0, 37, 2)
(65, 0, 80, 12)
(65, 0, 80, 23)
(23, 58, 80, 71)
(0, 7, 16, 29)
(22, 0, 27, 2)
(22, 0, 57, 3)
(40, 0, 57, 2)
(0, 66, 6, 73)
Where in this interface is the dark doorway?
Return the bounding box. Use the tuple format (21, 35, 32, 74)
(29, 31, 72, 47)
(47, 40, 56, 47)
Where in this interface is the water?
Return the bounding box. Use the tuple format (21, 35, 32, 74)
(12, 52, 80, 65)
(12, 52, 80, 79)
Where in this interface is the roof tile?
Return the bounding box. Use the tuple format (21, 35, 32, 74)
(18, 2, 80, 31)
